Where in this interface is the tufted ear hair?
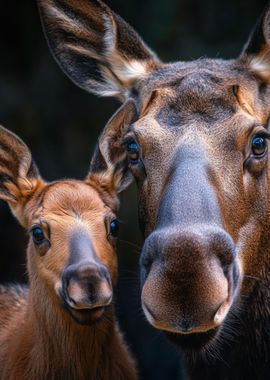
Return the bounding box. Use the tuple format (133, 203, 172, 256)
(240, 4, 270, 82)
(86, 99, 137, 209)
(0, 126, 44, 225)
(37, 0, 160, 100)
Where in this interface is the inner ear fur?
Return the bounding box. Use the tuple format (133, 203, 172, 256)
(86, 99, 138, 208)
(37, 0, 160, 100)
(240, 4, 270, 82)
(0, 126, 43, 225)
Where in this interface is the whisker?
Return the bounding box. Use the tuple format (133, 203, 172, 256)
(243, 274, 261, 281)
(118, 239, 142, 251)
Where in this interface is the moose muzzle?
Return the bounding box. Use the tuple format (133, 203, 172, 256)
(140, 145, 241, 347)
(141, 226, 238, 334)
(61, 229, 113, 324)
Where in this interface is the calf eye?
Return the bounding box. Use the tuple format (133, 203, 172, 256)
(110, 219, 120, 238)
(32, 226, 46, 245)
(252, 136, 267, 157)
(127, 140, 139, 163)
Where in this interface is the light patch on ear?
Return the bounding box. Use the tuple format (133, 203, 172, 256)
(98, 60, 147, 99)
(249, 47, 270, 82)
(102, 13, 148, 87)
(85, 79, 123, 98)
(83, 59, 147, 99)
(65, 37, 147, 98)
(114, 59, 148, 81)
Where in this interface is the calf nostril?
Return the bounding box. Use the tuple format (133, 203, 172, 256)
(62, 261, 113, 308)
(98, 265, 112, 285)
(67, 279, 88, 306)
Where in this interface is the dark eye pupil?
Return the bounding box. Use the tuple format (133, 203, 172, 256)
(128, 142, 138, 152)
(252, 136, 267, 156)
(110, 220, 119, 238)
(127, 141, 139, 162)
(32, 227, 45, 244)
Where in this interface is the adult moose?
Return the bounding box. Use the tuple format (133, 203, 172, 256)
(38, 0, 270, 378)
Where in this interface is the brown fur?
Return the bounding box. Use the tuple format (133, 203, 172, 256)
(38, 1, 270, 378)
(0, 126, 137, 380)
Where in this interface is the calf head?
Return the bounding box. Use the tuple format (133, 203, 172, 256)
(0, 115, 132, 324)
(38, 0, 270, 349)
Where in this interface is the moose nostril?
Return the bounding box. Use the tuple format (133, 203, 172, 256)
(210, 231, 235, 267)
(98, 265, 112, 285)
(98, 281, 113, 303)
(178, 319, 196, 333)
(67, 280, 88, 306)
(213, 298, 232, 325)
(62, 263, 113, 310)
(142, 302, 156, 322)
(141, 254, 153, 275)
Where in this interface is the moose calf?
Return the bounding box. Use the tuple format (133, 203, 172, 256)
(0, 115, 137, 379)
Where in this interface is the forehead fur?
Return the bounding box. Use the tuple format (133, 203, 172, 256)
(31, 180, 108, 217)
(137, 58, 268, 125)
(140, 59, 252, 90)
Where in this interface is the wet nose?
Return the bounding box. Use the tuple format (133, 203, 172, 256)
(62, 262, 112, 310)
(141, 226, 238, 333)
(141, 225, 235, 276)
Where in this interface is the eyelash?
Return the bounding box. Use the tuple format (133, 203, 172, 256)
(254, 131, 270, 140)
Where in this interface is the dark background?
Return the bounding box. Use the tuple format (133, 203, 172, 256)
(0, 1, 267, 379)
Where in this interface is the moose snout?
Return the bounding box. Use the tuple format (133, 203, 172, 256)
(62, 262, 112, 311)
(141, 226, 240, 335)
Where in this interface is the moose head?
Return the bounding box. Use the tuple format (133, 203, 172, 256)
(0, 111, 134, 326)
(38, 0, 270, 355)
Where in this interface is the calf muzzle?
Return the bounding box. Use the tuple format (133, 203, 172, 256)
(61, 261, 112, 324)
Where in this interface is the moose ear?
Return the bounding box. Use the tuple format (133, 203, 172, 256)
(240, 5, 270, 81)
(0, 126, 43, 225)
(86, 99, 137, 207)
(37, 0, 160, 100)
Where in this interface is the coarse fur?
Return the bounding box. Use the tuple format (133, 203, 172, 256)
(0, 125, 137, 380)
(38, 1, 270, 378)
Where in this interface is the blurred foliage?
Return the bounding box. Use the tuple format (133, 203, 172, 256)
(0, 0, 268, 379)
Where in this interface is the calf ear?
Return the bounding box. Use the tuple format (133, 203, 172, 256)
(0, 126, 43, 225)
(86, 99, 137, 208)
(240, 5, 270, 81)
(37, 0, 160, 100)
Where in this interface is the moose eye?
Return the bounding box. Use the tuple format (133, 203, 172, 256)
(127, 140, 139, 163)
(251, 136, 267, 157)
(32, 226, 46, 245)
(110, 219, 120, 238)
